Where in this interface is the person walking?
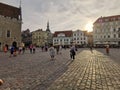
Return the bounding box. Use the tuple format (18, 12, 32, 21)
(9, 45, 14, 57)
(70, 45, 76, 61)
(106, 45, 110, 55)
(29, 44, 33, 54)
(49, 44, 55, 60)
(33, 45, 36, 54)
(90, 45, 93, 53)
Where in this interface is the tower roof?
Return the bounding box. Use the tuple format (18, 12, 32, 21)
(46, 21, 51, 32)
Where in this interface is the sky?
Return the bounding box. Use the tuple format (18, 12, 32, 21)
(0, 0, 120, 32)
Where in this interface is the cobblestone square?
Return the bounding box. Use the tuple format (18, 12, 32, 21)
(0, 48, 120, 90)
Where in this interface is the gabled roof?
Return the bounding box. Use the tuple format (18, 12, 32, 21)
(94, 15, 120, 24)
(53, 30, 73, 37)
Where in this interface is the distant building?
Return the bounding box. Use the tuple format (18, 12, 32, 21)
(32, 21, 53, 47)
(86, 32, 93, 46)
(32, 29, 48, 47)
(53, 30, 73, 47)
(21, 29, 32, 47)
(73, 30, 88, 47)
(93, 15, 120, 47)
(0, 3, 22, 51)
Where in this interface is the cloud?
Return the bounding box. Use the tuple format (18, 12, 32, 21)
(0, 0, 120, 32)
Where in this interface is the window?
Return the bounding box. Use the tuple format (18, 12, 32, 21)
(104, 36, 106, 38)
(118, 34, 120, 38)
(60, 39, 62, 42)
(113, 28, 116, 32)
(108, 35, 110, 38)
(7, 30, 10, 37)
(118, 28, 120, 32)
(114, 34, 116, 38)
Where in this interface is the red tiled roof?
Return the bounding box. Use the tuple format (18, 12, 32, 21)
(53, 30, 73, 37)
(94, 15, 120, 24)
(0, 3, 21, 19)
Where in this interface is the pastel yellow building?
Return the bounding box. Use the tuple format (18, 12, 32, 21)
(32, 29, 48, 46)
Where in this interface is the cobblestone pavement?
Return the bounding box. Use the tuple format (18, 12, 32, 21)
(0, 49, 73, 90)
(0, 48, 120, 90)
(48, 49, 120, 90)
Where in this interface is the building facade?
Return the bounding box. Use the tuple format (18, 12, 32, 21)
(93, 15, 120, 47)
(32, 29, 48, 47)
(21, 29, 32, 47)
(86, 32, 93, 46)
(0, 3, 22, 51)
(53, 30, 73, 47)
(73, 30, 88, 47)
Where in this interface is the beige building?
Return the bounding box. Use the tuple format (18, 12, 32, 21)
(86, 32, 93, 46)
(93, 15, 120, 47)
(0, 3, 22, 51)
(32, 29, 48, 46)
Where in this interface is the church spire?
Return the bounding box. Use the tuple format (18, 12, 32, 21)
(46, 21, 50, 32)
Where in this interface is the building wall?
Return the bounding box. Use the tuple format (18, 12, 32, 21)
(87, 32, 93, 46)
(32, 29, 48, 46)
(93, 16, 120, 46)
(0, 15, 21, 51)
(73, 30, 88, 46)
(53, 37, 72, 46)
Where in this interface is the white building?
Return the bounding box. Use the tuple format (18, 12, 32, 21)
(93, 15, 120, 47)
(73, 30, 88, 47)
(53, 30, 73, 47)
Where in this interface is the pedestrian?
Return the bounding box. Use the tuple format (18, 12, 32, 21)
(18, 46, 22, 54)
(56, 45, 59, 54)
(9, 45, 14, 57)
(90, 45, 93, 53)
(48, 44, 55, 60)
(70, 45, 76, 60)
(3, 45, 7, 53)
(29, 44, 33, 54)
(59, 45, 62, 54)
(22, 46, 25, 54)
(106, 45, 109, 55)
(33, 45, 36, 53)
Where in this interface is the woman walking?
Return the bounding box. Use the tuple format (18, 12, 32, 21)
(49, 44, 55, 60)
(70, 45, 76, 61)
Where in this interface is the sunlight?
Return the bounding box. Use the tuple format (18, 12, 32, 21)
(85, 22, 93, 32)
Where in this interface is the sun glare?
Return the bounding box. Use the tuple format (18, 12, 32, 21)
(85, 22, 93, 32)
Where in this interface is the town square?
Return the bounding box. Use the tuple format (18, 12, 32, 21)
(0, 0, 120, 90)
